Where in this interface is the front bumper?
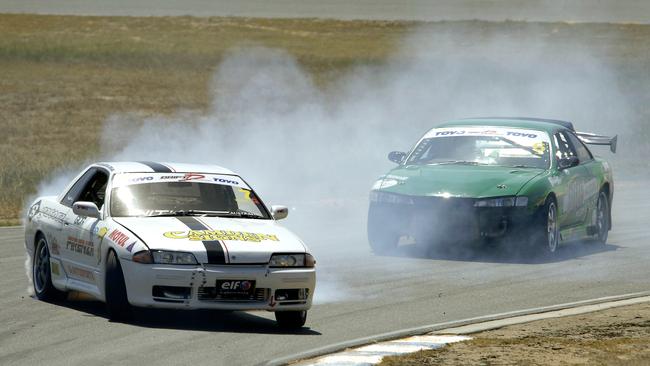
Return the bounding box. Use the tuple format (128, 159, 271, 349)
(369, 194, 535, 244)
(120, 261, 315, 311)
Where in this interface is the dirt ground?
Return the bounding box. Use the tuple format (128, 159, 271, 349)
(380, 302, 650, 365)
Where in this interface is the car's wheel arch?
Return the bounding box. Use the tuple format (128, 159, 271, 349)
(33, 230, 45, 246)
(29, 230, 48, 259)
(537, 192, 558, 217)
(600, 182, 613, 230)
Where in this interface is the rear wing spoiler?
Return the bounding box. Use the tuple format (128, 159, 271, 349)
(575, 132, 617, 153)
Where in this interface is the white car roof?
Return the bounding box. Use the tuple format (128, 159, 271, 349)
(95, 161, 236, 175)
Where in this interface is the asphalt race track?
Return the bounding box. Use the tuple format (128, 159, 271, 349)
(1, 0, 650, 23)
(1, 178, 649, 365)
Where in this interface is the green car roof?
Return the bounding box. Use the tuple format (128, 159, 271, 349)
(437, 117, 573, 134)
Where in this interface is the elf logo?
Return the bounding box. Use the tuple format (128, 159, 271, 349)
(220, 280, 253, 291)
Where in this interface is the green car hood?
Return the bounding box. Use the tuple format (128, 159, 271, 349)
(377, 164, 545, 198)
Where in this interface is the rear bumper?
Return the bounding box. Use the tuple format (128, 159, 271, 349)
(120, 261, 315, 311)
(368, 196, 535, 244)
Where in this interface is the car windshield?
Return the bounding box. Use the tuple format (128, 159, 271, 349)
(406, 126, 551, 169)
(109, 173, 270, 219)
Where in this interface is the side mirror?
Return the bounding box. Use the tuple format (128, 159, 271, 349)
(271, 205, 289, 220)
(388, 151, 406, 164)
(558, 156, 580, 170)
(72, 201, 101, 219)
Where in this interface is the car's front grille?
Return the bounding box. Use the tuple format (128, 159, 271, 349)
(197, 287, 269, 302)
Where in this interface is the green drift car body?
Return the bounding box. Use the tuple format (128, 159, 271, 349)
(368, 118, 616, 254)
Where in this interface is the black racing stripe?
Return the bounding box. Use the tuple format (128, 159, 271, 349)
(176, 217, 226, 264)
(138, 161, 172, 173)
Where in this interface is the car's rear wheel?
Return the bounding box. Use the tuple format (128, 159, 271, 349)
(105, 250, 132, 321)
(275, 310, 307, 329)
(536, 197, 559, 255)
(595, 191, 610, 244)
(367, 204, 400, 254)
(33, 235, 67, 301)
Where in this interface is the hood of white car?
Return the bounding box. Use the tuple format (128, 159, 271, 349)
(112, 216, 306, 264)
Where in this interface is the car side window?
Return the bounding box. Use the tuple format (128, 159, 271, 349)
(61, 169, 97, 207)
(565, 132, 593, 163)
(553, 132, 577, 160)
(77, 170, 109, 209)
(61, 168, 109, 209)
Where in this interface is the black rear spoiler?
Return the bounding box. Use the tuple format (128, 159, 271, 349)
(575, 132, 617, 153)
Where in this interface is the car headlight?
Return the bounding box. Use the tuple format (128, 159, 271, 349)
(269, 253, 316, 268)
(474, 196, 528, 208)
(152, 250, 198, 265)
(369, 191, 415, 205)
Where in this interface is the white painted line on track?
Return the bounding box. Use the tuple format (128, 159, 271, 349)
(296, 334, 471, 366)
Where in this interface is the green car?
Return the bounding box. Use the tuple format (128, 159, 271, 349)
(368, 118, 617, 255)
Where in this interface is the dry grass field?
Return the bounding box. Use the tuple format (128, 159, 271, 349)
(0, 14, 413, 225)
(1, 14, 649, 225)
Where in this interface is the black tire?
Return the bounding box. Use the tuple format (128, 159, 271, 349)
(275, 310, 307, 329)
(535, 197, 560, 255)
(594, 191, 610, 245)
(32, 235, 67, 301)
(105, 250, 132, 321)
(367, 204, 400, 254)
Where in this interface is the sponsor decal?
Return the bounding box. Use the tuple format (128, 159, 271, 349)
(506, 131, 537, 138)
(66, 265, 95, 281)
(160, 175, 183, 180)
(125, 242, 135, 253)
(66, 236, 94, 256)
(182, 173, 205, 181)
(428, 127, 546, 141)
(92, 226, 109, 239)
(238, 188, 260, 204)
(215, 177, 240, 185)
(130, 176, 154, 183)
(108, 229, 130, 247)
(143, 209, 174, 216)
(532, 142, 548, 154)
(73, 215, 86, 226)
(163, 230, 279, 243)
(50, 238, 61, 255)
(435, 130, 465, 136)
(220, 280, 253, 291)
(27, 200, 41, 221)
(176, 217, 227, 264)
(51, 262, 60, 276)
(40, 206, 66, 224)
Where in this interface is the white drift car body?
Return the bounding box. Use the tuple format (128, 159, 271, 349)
(25, 162, 315, 326)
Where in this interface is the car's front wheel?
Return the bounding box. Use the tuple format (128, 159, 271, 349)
(275, 310, 307, 329)
(535, 197, 559, 255)
(367, 204, 400, 254)
(105, 250, 132, 321)
(33, 235, 67, 301)
(595, 191, 610, 244)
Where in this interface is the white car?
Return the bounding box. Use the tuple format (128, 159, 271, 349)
(25, 162, 316, 328)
